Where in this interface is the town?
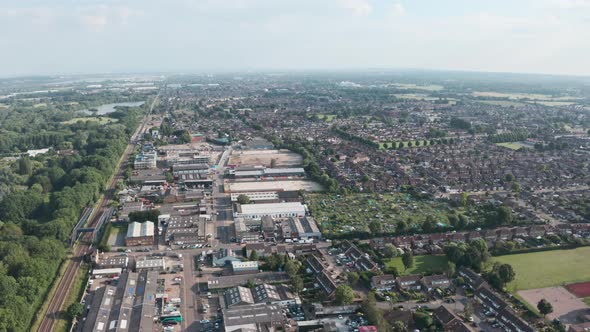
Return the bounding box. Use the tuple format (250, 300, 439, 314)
(1, 72, 590, 332)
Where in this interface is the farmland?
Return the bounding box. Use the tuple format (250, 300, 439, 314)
(305, 193, 452, 237)
(385, 255, 449, 275)
(492, 247, 590, 293)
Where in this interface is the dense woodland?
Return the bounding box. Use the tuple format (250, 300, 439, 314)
(0, 99, 145, 331)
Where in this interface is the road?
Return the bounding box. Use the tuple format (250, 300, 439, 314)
(37, 93, 159, 332)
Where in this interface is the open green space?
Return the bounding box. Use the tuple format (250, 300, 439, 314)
(495, 142, 531, 150)
(62, 117, 118, 125)
(492, 247, 590, 293)
(385, 255, 449, 275)
(584, 298, 590, 306)
(306, 193, 453, 236)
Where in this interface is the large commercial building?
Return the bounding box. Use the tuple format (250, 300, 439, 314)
(229, 167, 305, 179)
(125, 221, 155, 246)
(281, 216, 322, 240)
(233, 202, 306, 219)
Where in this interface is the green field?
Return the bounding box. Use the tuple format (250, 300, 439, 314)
(311, 114, 337, 122)
(62, 117, 118, 125)
(385, 255, 449, 275)
(584, 298, 590, 306)
(306, 193, 453, 236)
(495, 142, 530, 150)
(492, 247, 590, 293)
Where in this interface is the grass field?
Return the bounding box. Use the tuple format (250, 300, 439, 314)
(495, 142, 531, 150)
(584, 298, 590, 306)
(63, 117, 118, 125)
(385, 255, 449, 275)
(492, 247, 590, 293)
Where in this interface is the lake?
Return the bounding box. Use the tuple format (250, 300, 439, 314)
(80, 101, 145, 115)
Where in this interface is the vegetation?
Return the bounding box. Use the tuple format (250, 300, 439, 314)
(384, 255, 449, 276)
(0, 98, 145, 331)
(334, 284, 355, 305)
(537, 299, 553, 318)
(492, 247, 590, 293)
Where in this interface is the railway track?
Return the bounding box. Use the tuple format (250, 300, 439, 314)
(37, 93, 159, 332)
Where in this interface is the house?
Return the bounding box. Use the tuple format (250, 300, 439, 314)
(306, 255, 327, 275)
(371, 274, 396, 291)
(433, 306, 466, 331)
(396, 275, 422, 291)
(421, 274, 451, 291)
(316, 270, 338, 297)
(457, 267, 485, 290)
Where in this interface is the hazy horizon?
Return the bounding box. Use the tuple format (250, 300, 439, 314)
(2, 0, 590, 77)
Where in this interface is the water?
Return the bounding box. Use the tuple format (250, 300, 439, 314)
(80, 101, 145, 115)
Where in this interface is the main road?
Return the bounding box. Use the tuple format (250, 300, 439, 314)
(37, 92, 160, 332)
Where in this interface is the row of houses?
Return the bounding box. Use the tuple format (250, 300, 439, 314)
(370, 273, 452, 292)
(369, 223, 590, 252)
(458, 267, 534, 332)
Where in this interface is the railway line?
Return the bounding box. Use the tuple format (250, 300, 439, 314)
(37, 92, 159, 332)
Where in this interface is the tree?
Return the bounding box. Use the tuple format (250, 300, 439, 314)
(249, 250, 259, 261)
(334, 284, 354, 305)
(270, 158, 277, 168)
(67, 303, 84, 319)
(347, 272, 360, 285)
(497, 263, 516, 287)
(291, 275, 304, 294)
(17, 157, 32, 176)
(413, 311, 433, 330)
(497, 206, 513, 225)
(396, 219, 407, 234)
(383, 244, 398, 258)
(369, 220, 382, 234)
(392, 320, 407, 332)
(402, 250, 414, 271)
(236, 194, 251, 205)
(537, 299, 553, 318)
(285, 260, 301, 275)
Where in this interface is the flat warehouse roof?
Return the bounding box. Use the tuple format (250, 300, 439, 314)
(238, 202, 305, 214)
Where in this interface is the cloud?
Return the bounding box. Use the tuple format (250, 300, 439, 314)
(338, 0, 372, 16)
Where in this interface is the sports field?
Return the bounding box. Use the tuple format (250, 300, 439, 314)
(385, 255, 449, 276)
(492, 247, 590, 293)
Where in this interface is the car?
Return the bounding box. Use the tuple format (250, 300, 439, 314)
(207, 292, 212, 298)
(200, 319, 210, 324)
(338, 315, 343, 319)
(467, 316, 474, 322)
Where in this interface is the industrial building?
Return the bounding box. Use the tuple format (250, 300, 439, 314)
(222, 304, 288, 332)
(125, 221, 155, 246)
(228, 167, 305, 179)
(231, 261, 259, 274)
(233, 202, 306, 219)
(281, 216, 322, 240)
(82, 271, 159, 332)
(133, 150, 157, 170)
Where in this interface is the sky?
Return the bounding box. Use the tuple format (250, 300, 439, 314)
(1, 0, 590, 77)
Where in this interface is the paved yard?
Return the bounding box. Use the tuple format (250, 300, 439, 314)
(518, 286, 590, 323)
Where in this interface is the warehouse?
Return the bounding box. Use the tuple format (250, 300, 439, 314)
(233, 202, 306, 219)
(125, 221, 155, 246)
